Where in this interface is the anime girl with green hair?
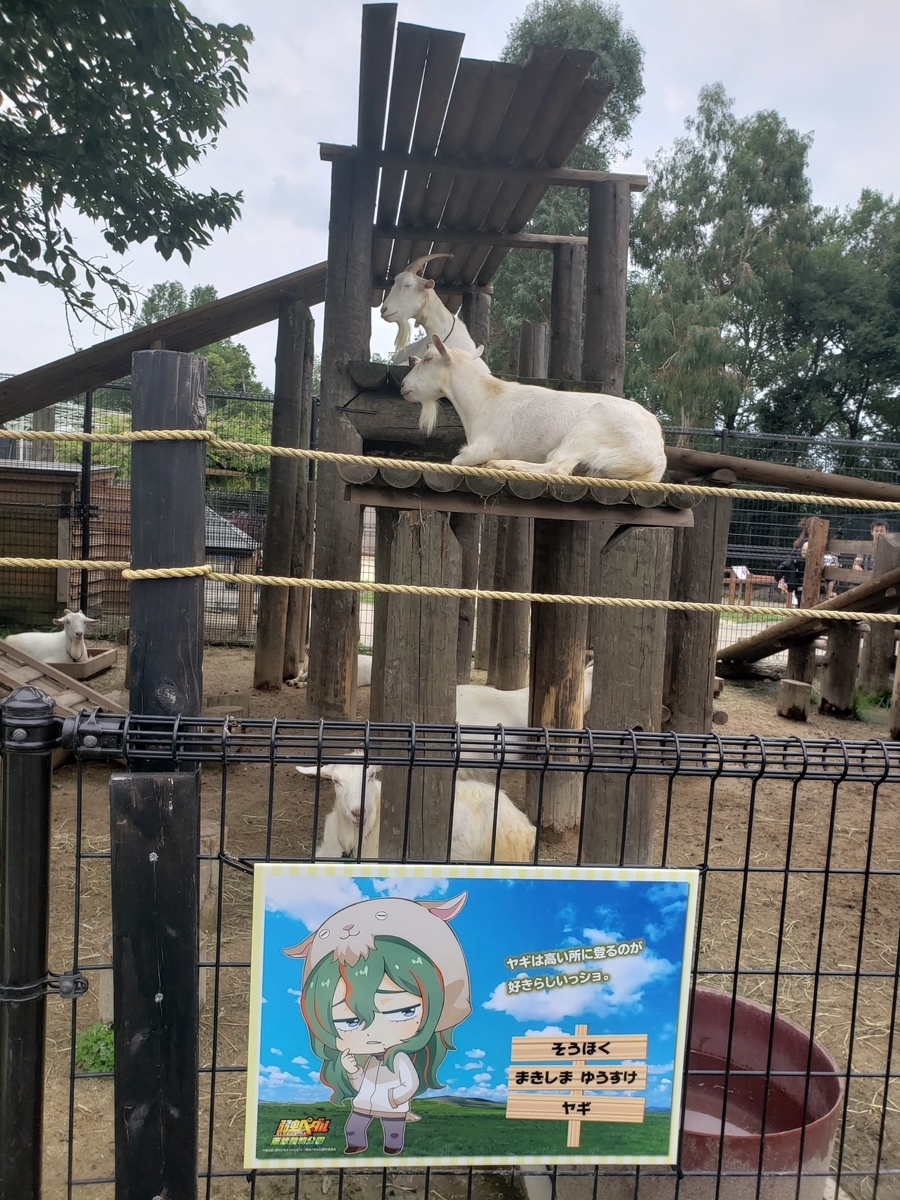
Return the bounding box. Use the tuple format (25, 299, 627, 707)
(283, 892, 471, 1156)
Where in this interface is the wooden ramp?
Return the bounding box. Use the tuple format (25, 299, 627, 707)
(0, 639, 126, 716)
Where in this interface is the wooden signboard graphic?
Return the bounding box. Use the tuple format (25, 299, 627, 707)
(245, 863, 699, 1169)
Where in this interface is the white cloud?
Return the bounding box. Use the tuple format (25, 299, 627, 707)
(463, 1063, 483, 1071)
(265, 874, 364, 925)
(371, 877, 449, 900)
(583, 927, 622, 946)
(269, 1047, 283, 1056)
(257, 1063, 328, 1103)
(525, 1026, 566, 1037)
(291, 1055, 309, 1066)
(472, 1072, 492, 1083)
(287, 988, 301, 997)
(483, 952, 676, 1021)
(465, 1048, 486, 1059)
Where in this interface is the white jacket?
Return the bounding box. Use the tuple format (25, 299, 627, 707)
(347, 1052, 418, 1117)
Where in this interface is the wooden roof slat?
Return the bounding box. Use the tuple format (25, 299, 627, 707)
(377, 225, 588, 250)
(0, 261, 327, 420)
(407, 58, 492, 265)
(438, 46, 567, 277)
(357, 3, 398, 150)
(421, 63, 522, 273)
(475, 77, 612, 283)
(454, 48, 597, 284)
(370, 22, 433, 292)
(386, 27, 466, 281)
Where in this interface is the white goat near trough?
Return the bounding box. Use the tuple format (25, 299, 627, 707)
(5, 608, 97, 664)
(297, 761, 536, 863)
(380, 254, 483, 366)
(402, 336, 667, 481)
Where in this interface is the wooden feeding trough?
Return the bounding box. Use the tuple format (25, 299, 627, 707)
(53, 645, 118, 680)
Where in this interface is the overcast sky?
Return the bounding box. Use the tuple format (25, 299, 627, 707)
(3, 0, 899, 387)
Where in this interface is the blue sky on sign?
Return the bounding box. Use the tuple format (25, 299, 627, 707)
(4, 0, 898, 382)
(256, 871, 692, 1112)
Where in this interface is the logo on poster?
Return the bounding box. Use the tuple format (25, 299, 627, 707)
(271, 1117, 331, 1147)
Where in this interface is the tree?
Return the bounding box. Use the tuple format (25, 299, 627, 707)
(628, 84, 816, 430)
(489, 0, 644, 365)
(0, 0, 251, 322)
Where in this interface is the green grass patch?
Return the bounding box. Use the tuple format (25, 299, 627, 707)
(74, 1021, 114, 1073)
(255, 1098, 671, 1161)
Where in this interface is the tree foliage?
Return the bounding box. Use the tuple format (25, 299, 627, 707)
(489, 0, 644, 364)
(0, 0, 251, 322)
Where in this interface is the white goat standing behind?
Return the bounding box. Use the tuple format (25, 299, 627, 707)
(297, 761, 536, 863)
(5, 608, 96, 664)
(402, 336, 667, 481)
(380, 254, 484, 366)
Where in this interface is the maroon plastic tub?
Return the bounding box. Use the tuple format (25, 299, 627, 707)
(679, 987, 844, 1199)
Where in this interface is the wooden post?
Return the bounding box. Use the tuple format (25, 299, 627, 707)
(129, 350, 205, 760)
(777, 679, 812, 721)
(663, 496, 732, 732)
(488, 516, 532, 690)
(109, 772, 199, 1200)
(307, 149, 374, 717)
(369, 508, 397, 724)
(858, 532, 900, 694)
(253, 299, 305, 689)
(581, 527, 673, 865)
(518, 321, 535, 378)
(526, 519, 590, 831)
(283, 309, 317, 681)
(378, 511, 461, 860)
(549, 243, 585, 381)
(474, 516, 498, 672)
(583, 181, 630, 394)
(819, 623, 863, 717)
(29, 405, 55, 463)
(460, 290, 491, 353)
(451, 512, 480, 683)
(235, 552, 256, 636)
(785, 516, 830, 687)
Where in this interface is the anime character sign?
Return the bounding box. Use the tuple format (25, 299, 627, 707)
(245, 864, 699, 1169)
(283, 893, 471, 1156)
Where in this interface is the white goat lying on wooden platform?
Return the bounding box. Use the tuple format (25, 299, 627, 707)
(380, 254, 483, 366)
(297, 760, 536, 863)
(401, 335, 667, 481)
(5, 608, 97, 664)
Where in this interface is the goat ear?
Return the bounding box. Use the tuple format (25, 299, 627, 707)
(63, 608, 72, 615)
(296, 764, 334, 779)
(53, 616, 65, 625)
(85, 616, 99, 624)
(432, 334, 450, 359)
(421, 278, 435, 291)
(408, 355, 420, 367)
(472, 344, 485, 359)
(366, 765, 381, 779)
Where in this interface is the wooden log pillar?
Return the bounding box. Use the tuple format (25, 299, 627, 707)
(284, 312, 317, 681)
(235, 552, 256, 636)
(663, 496, 732, 733)
(777, 679, 812, 721)
(307, 149, 375, 717)
(474, 517, 498, 672)
(858, 532, 900, 694)
(488, 516, 532, 690)
(129, 351, 205, 761)
(581, 527, 673, 865)
(526, 520, 590, 831)
(819, 622, 863, 717)
(29, 404, 55, 463)
(451, 512, 480, 683)
(377, 510, 461, 860)
(583, 181, 630, 394)
(253, 298, 306, 689)
(549, 243, 585, 382)
(519, 320, 549, 379)
(785, 516, 830, 689)
(457, 291, 491, 682)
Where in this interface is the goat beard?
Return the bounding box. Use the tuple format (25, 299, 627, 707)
(391, 318, 411, 354)
(417, 394, 440, 435)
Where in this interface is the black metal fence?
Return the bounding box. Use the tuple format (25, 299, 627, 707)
(4, 693, 898, 1197)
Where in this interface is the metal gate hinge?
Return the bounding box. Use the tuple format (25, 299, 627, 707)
(0, 970, 88, 1003)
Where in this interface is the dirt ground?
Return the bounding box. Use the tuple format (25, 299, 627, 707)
(37, 646, 900, 1198)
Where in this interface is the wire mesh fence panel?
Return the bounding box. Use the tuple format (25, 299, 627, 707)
(44, 717, 900, 1198)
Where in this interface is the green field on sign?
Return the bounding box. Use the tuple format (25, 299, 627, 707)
(255, 1098, 671, 1160)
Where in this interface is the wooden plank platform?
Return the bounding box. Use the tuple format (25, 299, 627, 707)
(0, 639, 126, 716)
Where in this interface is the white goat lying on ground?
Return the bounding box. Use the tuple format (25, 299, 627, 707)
(456, 663, 594, 727)
(5, 608, 97, 664)
(287, 653, 372, 689)
(297, 760, 536, 863)
(380, 254, 483, 366)
(402, 336, 667, 481)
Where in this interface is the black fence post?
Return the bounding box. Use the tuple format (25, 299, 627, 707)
(109, 772, 200, 1200)
(0, 686, 60, 1198)
(79, 388, 93, 614)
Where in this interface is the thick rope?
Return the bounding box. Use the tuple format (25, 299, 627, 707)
(0, 556, 896, 622)
(1, 428, 898, 508)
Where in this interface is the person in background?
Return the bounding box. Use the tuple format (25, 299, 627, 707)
(776, 544, 805, 606)
(852, 519, 890, 573)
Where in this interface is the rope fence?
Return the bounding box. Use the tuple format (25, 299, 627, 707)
(3, 427, 900, 508)
(1, 556, 898, 622)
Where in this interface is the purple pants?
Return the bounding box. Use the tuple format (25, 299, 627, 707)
(344, 1110, 406, 1153)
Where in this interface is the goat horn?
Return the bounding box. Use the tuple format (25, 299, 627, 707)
(405, 252, 453, 277)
